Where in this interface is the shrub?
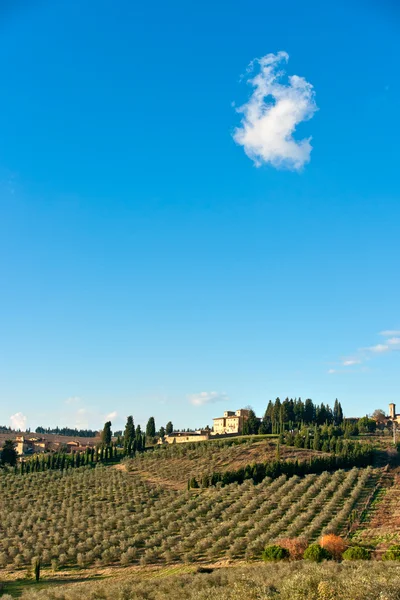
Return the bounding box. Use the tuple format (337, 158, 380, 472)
(342, 546, 370, 560)
(277, 537, 308, 560)
(262, 545, 289, 561)
(319, 534, 346, 560)
(382, 545, 400, 561)
(303, 544, 331, 562)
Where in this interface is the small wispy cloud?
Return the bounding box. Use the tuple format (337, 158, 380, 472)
(380, 330, 400, 337)
(367, 344, 390, 354)
(105, 411, 117, 421)
(332, 328, 400, 373)
(342, 359, 361, 366)
(10, 412, 27, 431)
(64, 396, 81, 405)
(233, 51, 317, 171)
(188, 391, 228, 407)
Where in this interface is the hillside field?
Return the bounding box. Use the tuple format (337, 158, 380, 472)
(124, 438, 329, 489)
(0, 437, 395, 599)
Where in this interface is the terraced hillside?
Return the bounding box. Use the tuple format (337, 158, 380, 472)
(124, 438, 328, 489)
(351, 471, 400, 553)
(0, 464, 376, 571)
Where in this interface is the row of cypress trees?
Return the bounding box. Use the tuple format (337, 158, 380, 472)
(15, 443, 121, 474)
(189, 442, 374, 489)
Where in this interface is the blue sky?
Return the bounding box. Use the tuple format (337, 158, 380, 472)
(0, 0, 399, 432)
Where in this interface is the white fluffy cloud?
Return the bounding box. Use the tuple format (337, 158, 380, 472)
(233, 51, 317, 170)
(10, 412, 27, 431)
(188, 391, 228, 407)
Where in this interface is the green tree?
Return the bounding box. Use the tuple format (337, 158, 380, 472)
(32, 556, 41, 581)
(135, 425, 143, 451)
(101, 421, 112, 446)
(159, 426, 166, 438)
(123, 416, 135, 450)
(382, 545, 400, 561)
(243, 410, 260, 435)
(146, 417, 156, 438)
(294, 398, 305, 423)
(303, 544, 331, 562)
(272, 398, 281, 431)
(342, 546, 370, 560)
(166, 421, 173, 435)
(262, 545, 289, 561)
(334, 399, 343, 425)
(304, 399, 315, 424)
(294, 432, 304, 448)
(1, 440, 18, 466)
(358, 416, 376, 433)
(313, 428, 321, 451)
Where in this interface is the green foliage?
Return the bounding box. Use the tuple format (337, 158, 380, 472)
(262, 544, 289, 561)
(32, 556, 41, 581)
(101, 421, 112, 446)
(382, 545, 400, 561)
(124, 416, 135, 452)
(146, 417, 156, 438)
(243, 410, 260, 435)
(1, 440, 18, 466)
(303, 544, 331, 562)
(342, 546, 371, 560)
(358, 417, 376, 434)
(166, 421, 173, 435)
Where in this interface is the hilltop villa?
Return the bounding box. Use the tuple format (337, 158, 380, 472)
(213, 409, 250, 435)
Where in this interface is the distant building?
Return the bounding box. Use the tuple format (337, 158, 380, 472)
(15, 436, 48, 455)
(212, 409, 250, 435)
(161, 430, 210, 444)
(14, 435, 96, 456)
(389, 403, 400, 424)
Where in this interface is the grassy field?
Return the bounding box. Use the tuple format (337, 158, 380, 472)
(3, 561, 400, 599)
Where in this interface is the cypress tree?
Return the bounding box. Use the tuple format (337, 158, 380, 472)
(313, 428, 321, 451)
(101, 421, 112, 446)
(124, 416, 135, 453)
(146, 417, 156, 438)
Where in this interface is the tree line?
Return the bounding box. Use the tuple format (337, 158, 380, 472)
(35, 426, 98, 437)
(242, 398, 344, 435)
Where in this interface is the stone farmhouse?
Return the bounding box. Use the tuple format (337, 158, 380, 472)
(213, 409, 250, 435)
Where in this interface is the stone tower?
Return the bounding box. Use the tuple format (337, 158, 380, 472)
(389, 403, 396, 419)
